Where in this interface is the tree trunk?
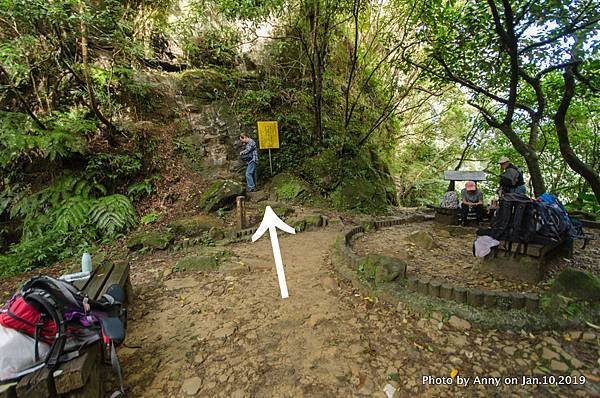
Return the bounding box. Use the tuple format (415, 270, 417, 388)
(312, 56, 324, 143)
(522, 150, 545, 197)
(554, 66, 600, 203)
(500, 126, 546, 196)
(0, 64, 47, 130)
(78, 1, 116, 134)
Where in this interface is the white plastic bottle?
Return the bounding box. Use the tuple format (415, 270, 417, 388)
(81, 252, 92, 273)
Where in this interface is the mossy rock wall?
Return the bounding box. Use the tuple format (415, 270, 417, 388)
(300, 147, 397, 213)
(170, 215, 224, 237)
(178, 68, 229, 104)
(198, 179, 245, 212)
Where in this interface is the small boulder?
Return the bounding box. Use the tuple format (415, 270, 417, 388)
(247, 191, 269, 203)
(303, 214, 323, 228)
(447, 315, 471, 330)
(406, 230, 439, 250)
(181, 377, 203, 396)
(208, 227, 225, 241)
(176, 255, 219, 271)
(289, 214, 323, 232)
(291, 219, 307, 233)
(170, 215, 222, 237)
(549, 360, 569, 373)
(273, 205, 294, 219)
(127, 231, 173, 251)
(554, 268, 600, 302)
(198, 179, 244, 212)
(219, 261, 247, 275)
(361, 254, 407, 284)
(447, 226, 473, 237)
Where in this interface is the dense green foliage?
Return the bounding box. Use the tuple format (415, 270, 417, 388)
(1, 0, 598, 275)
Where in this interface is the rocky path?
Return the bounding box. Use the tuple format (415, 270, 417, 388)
(120, 227, 598, 397)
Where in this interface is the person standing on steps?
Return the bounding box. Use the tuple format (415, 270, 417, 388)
(498, 156, 526, 196)
(240, 132, 258, 192)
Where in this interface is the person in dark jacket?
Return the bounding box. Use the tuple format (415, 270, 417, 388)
(240, 132, 258, 191)
(498, 156, 526, 195)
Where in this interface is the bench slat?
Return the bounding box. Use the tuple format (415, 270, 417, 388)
(0, 382, 16, 398)
(15, 366, 51, 398)
(101, 261, 130, 299)
(85, 263, 116, 300)
(54, 344, 99, 394)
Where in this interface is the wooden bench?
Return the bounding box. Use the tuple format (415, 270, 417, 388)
(0, 260, 131, 398)
(480, 237, 570, 283)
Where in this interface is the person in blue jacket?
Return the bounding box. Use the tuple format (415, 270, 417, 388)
(239, 132, 258, 192)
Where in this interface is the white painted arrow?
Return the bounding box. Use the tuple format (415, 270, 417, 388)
(252, 206, 296, 299)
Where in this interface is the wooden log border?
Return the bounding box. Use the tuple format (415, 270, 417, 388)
(336, 215, 540, 312)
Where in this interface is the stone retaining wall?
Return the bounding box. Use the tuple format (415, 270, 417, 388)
(337, 216, 541, 312)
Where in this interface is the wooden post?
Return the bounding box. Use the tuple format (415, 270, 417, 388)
(236, 196, 246, 230)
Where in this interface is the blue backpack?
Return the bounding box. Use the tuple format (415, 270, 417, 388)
(537, 193, 577, 238)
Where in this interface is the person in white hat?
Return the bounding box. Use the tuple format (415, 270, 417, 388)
(460, 180, 483, 226)
(498, 156, 526, 196)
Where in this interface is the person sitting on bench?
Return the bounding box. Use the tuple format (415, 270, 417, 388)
(461, 181, 483, 226)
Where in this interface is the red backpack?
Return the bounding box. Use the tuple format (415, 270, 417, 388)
(0, 295, 58, 344)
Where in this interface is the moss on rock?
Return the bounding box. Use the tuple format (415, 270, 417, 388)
(198, 179, 244, 212)
(127, 231, 174, 251)
(175, 255, 219, 271)
(406, 230, 439, 250)
(271, 173, 311, 201)
(555, 268, 600, 302)
(303, 215, 323, 227)
(170, 215, 222, 237)
(178, 68, 229, 104)
(259, 202, 295, 219)
(301, 147, 397, 213)
(360, 254, 407, 284)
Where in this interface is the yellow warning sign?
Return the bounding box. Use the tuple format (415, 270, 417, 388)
(257, 121, 279, 149)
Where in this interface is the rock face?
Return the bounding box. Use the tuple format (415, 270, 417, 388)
(127, 231, 173, 251)
(406, 230, 439, 250)
(170, 215, 223, 237)
(198, 179, 244, 212)
(361, 254, 407, 284)
(555, 268, 600, 302)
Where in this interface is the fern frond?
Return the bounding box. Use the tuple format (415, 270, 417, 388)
(52, 196, 93, 233)
(89, 194, 137, 239)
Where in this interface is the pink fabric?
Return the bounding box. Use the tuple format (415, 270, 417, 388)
(474, 235, 500, 257)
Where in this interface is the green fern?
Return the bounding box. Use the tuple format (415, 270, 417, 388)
(52, 196, 94, 233)
(127, 175, 159, 200)
(10, 175, 105, 220)
(89, 194, 137, 238)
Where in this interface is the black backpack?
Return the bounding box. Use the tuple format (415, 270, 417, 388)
(531, 201, 568, 243)
(478, 193, 566, 246)
(478, 193, 530, 242)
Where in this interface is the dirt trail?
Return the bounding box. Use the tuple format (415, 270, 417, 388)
(120, 227, 598, 397)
